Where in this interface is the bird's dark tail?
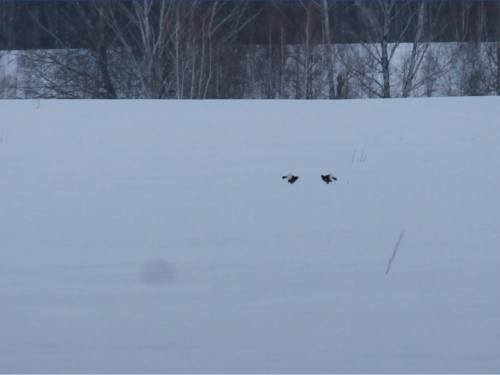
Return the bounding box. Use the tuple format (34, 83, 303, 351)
(282, 176, 287, 179)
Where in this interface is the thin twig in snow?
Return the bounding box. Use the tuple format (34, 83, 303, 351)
(360, 147, 365, 162)
(385, 231, 404, 275)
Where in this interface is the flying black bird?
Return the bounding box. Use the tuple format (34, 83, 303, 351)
(282, 174, 299, 184)
(321, 174, 337, 184)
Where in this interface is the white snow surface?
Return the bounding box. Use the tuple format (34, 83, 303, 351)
(1, 98, 499, 373)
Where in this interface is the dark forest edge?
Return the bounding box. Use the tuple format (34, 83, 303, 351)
(1, 1, 499, 99)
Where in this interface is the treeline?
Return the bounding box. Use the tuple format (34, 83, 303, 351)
(2, 1, 500, 49)
(1, 1, 500, 99)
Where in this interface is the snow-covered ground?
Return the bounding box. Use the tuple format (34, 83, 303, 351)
(1, 98, 499, 373)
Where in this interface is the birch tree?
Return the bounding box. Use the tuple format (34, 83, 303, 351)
(400, 1, 452, 97)
(345, 1, 412, 98)
(103, 1, 175, 99)
(313, 0, 336, 98)
(487, 2, 500, 95)
(75, 1, 118, 98)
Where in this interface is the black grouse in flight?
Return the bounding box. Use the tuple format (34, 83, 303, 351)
(282, 174, 299, 184)
(321, 174, 337, 184)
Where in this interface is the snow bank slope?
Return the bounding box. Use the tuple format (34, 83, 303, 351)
(0, 98, 499, 373)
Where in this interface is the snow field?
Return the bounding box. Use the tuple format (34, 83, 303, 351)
(0, 97, 499, 372)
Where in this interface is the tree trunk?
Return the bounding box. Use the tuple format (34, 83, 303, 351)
(321, 0, 335, 99)
(97, 46, 117, 98)
(336, 74, 344, 99)
(380, 2, 391, 98)
(497, 3, 500, 95)
(497, 41, 500, 95)
(402, 2, 426, 98)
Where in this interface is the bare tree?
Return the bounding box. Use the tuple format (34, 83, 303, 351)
(102, 1, 253, 99)
(321, 0, 334, 98)
(312, 0, 337, 99)
(16, 2, 122, 99)
(74, 2, 118, 98)
(287, 1, 326, 99)
(0, 51, 14, 98)
(446, 2, 491, 96)
(401, 2, 426, 97)
(255, 2, 294, 99)
(344, 1, 414, 98)
(484, 2, 500, 95)
(6, 1, 500, 100)
(102, 1, 175, 99)
(16, 48, 108, 99)
(399, 2, 453, 97)
(298, 1, 315, 99)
